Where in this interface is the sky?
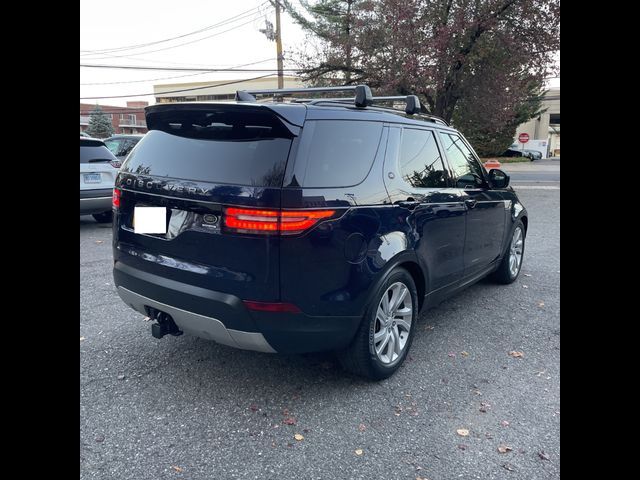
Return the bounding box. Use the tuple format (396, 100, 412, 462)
(80, 0, 559, 107)
(80, 0, 307, 106)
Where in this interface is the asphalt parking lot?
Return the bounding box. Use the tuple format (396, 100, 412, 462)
(80, 187, 560, 480)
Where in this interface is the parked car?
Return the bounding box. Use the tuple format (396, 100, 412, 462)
(502, 148, 540, 161)
(112, 85, 528, 379)
(524, 149, 542, 160)
(104, 134, 144, 163)
(80, 137, 119, 223)
(80, 131, 91, 138)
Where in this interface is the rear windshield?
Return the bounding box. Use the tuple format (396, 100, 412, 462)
(121, 108, 295, 187)
(295, 120, 383, 188)
(80, 145, 116, 163)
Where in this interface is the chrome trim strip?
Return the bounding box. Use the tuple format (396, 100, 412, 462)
(117, 286, 277, 353)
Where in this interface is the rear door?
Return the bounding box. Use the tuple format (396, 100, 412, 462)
(113, 104, 301, 301)
(80, 139, 119, 191)
(383, 126, 467, 291)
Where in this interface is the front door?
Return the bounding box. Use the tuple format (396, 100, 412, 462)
(438, 132, 507, 278)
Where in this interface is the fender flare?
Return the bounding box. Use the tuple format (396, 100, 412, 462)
(361, 250, 427, 317)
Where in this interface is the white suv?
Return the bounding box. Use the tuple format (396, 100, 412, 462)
(80, 137, 119, 223)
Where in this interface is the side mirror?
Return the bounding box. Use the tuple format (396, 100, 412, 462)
(488, 169, 510, 189)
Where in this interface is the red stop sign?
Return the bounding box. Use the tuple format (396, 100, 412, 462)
(518, 133, 530, 144)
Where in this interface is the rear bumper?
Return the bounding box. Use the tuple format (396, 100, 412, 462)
(80, 188, 112, 214)
(113, 261, 361, 354)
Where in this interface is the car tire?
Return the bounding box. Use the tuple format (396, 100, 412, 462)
(491, 220, 526, 284)
(92, 211, 113, 223)
(338, 267, 418, 380)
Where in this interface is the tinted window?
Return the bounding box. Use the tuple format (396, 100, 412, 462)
(439, 133, 486, 188)
(399, 128, 447, 188)
(122, 109, 295, 187)
(296, 120, 383, 187)
(106, 138, 140, 157)
(80, 145, 116, 163)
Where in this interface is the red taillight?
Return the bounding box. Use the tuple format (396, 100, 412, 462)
(243, 300, 302, 313)
(224, 207, 335, 235)
(112, 188, 121, 208)
(110, 160, 122, 169)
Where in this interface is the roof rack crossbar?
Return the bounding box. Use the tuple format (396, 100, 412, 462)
(236, 84, 373, 108)
(234, 85, 449, 125)
(298, 94, 424, 116)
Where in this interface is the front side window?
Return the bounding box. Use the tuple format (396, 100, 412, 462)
(398, 128, 447, 188)
(439, 133, 486, 188)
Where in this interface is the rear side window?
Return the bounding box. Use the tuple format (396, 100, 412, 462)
(80, 145, 115, 163)
(295, 120, 383, 187)
(122, 108, 295, 187)
(398, 128, 447, 188)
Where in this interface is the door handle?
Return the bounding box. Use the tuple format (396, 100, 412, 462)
(465, 199, 478, 209)
(396, 200, 420, 210)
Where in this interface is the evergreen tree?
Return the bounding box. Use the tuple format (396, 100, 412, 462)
(86, 105, 114, 139)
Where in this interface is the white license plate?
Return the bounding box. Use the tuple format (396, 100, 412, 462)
(83, 173, 101, 184)
(134, 206, 167, 234)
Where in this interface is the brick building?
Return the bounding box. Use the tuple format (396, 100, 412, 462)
(80, 101, 149, 135)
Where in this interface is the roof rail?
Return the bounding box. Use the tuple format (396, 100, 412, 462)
(234, 84, 448, 124)
(236, 85, 373, 108)
(295, 94, 434, 119)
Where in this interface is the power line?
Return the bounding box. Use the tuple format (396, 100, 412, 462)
(81, 9, 273, 59)
(80, 2, 269, 56)
(80, 58, 276, 85)
(79, 73, 278, 100)
(81, 64, 298, 72)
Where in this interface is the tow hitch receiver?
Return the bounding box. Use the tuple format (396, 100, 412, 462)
(146, 307, 183, 339)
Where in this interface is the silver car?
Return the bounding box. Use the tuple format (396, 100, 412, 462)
(80, 137, 119, 223)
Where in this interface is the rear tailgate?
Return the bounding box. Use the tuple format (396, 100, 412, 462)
(113, 103, 302, 301)
(80, 139, 119, 191)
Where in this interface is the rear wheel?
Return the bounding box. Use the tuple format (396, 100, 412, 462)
(92, 211, 113, 223)
(491, 220, 525, 284)
(339, 267, 418, 380)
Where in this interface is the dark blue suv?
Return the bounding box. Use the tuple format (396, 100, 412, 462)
(112, 85, 527, 380)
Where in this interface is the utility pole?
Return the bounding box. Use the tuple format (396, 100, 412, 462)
(274, 0, 284, 89)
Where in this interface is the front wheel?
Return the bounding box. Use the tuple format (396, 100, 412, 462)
(339, 267, 418, 380)
(491, 220, 525, 284)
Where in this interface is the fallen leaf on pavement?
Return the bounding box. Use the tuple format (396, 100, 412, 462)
(355, 449, 363, 456)
(508, 351, 524, 358)
(501, 420, 510, 427)
(448, 352, 456, 358)
(358, 423, 366, 432)
(249, 404, 259, 412)
(523, 273, 531, 277)
(479, 402, 491, 413)
(283, 417, 296, 425)
(95, 240, 104, 245)
(461, 351, 469, 357)
(456, 429, 469, 437)
(457, 444, 467, 450)
(498, 445, 513, 454)
(171, 466, 183, 473)
(117, 374, 126, 380)
(538, 301, 545, 307)
(538, 451, 550, 461)
(80, 337, 85, 341)
(522, 284, 528, 288)
(294, 433, 304, 441)
(502, 463, 515, 471)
